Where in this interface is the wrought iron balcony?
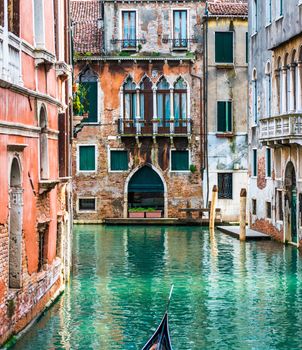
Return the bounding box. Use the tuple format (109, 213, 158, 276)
(162, 37, 198, 49)
(117, 118, 192, 137)
(259, 113, 302, 146)
(110, 38, 146, 49)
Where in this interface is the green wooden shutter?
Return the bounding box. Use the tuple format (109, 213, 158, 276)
(226, 101, 232, 132)
(83, 82, 98, 123)
(266, 148, 271, 177)
(79, 146, 95, 171)
(217, 102, 232, 132)
(110, 151, 128, 171)
(171, 151, 189, 171)
(215, 32, 233, 63)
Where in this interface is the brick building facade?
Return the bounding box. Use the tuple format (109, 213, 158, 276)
(71, 0, 205, 222)
(248, 0, 302, 246)
(0, 0, 72, 344)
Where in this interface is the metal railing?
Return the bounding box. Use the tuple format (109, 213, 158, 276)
(162, 37, 198, 48)
(259, 113, 302, 143)
(110, 38, 146, 49)
(118, 118, 192, 136)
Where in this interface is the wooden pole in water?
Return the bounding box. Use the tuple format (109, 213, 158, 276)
(209, 185, 218, 231)
(239, 188, 247, 241)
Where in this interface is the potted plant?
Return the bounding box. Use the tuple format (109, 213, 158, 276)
(73, 83, 90, 119)
(128, 207, 145, 218)
(145, 208, 162, 218)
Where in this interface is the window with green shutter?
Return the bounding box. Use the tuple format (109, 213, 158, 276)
(171, 150, 189, 171)
(82, 82, 98, 123)
(215, 32, 233, 63)
(266, 148, 271, 177)
(253, 149, 257, 177)
(110, 150, 128, 171)
(217, 101, 232, 132)
(79, 145, 96, 171)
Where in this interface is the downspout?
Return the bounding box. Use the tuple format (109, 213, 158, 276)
(204, 2, 209, 207)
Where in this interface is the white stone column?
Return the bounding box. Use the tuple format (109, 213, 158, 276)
(282, 67, 287, 114)
(297, 62, 302, 112)
(136, 88, 141, 134)
(290, 64, 296, 112)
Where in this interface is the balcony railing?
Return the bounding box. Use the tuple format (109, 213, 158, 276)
(118, 118, 192, 137)
(162, 37, 198, 48)
(110, 38, 146, 49)
(259, 113, 302, 145)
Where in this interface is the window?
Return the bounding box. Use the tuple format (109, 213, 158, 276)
(174, 78, 187, 125)
(171, 150, 189, 171)
(215, 32, 233, 63)
(265, 73, 272, 117)
(79, 198, 96, 211)
(8, 0, 20, 36)
(78, 145, 96, 171)
(157, 77, 171, 128)
(82, 82, 98, 123)
(266, 202, 272, 219)
(278, 190, 283, 221)
(276, 0, 283, 17)
(277, 58, 283, 113)
(140, 76, 153, 123)
(38, 230, 45, 271)
(266, 148, 272, 177)
(218, 173, 233, 199)
(299, 193, 302, 226)
(34, 0, 45, 47)
(122, 11, 136, 48)
(252, 0, 257, 33)
(266, 0, 272, 25)
(110, 150, 128, 171)
(252, 199, 257, 215)
(124, 77, 137, 120)
(252, 78, 258, 123)
(173, 10, 188, 48)
(286, 65, 291, 112)
(39, 106, 49, 179)
(252, 149, 257, 177)
(217, 101, 232, 132)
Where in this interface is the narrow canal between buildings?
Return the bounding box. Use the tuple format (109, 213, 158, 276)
(11, 225, 302, 349)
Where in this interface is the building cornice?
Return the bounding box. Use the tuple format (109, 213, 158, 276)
(75, 55, 195, 63)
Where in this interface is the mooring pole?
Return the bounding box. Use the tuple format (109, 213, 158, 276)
(209, 185, 218, 231)
(239, 188, 247, 241)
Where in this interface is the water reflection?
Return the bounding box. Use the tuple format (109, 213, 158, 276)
(12, 225, 302, 350)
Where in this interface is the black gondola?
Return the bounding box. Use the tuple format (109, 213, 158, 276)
(141, 285, 174, 350)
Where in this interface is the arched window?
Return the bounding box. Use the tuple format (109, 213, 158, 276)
(252, 68, 258, 123)
(174, 78, 187, 126)
(276, 57, 282, 114)
(140, 76, 153, 125)
(8, 0, 20, 36)
(157, 77, 170, 129)
(265, 61, 272, 117)
(9, 157, 23, 288)
(123, 77, 136, 120)
(284, 53, 291, 113)
(39, 106, 49, 179)
(291, 50, 297, 111)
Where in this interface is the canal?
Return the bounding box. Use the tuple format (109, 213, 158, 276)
(11, 225, 302, 350)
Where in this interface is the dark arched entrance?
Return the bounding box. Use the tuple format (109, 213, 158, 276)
(128, 166, 164, 211)
(284, 161, 297, 244)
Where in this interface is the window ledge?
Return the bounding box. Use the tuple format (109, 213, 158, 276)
(216, 132, 234, 138)
(275, 16, 284, 22)
(39, 179, 59, 194)
(215, 63, 234, 69)
(265, 22, 272, 29)
(170, 170, 191, 173)
(78, 210, 97, 214)
(251, 32, 258, 38)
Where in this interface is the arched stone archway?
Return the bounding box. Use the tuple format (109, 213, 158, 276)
(124, 164, 168, 218)
(9, 157, 23, 288)
(284, 161, 297, 244)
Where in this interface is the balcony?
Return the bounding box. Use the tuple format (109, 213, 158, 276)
(162, 37, 198, 50)
(259, 113, 302, 146)
(118, 118, 192, 138)
(110, 38, 146, 50)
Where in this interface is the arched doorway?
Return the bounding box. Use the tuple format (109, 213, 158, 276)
(9, 157, 23, 288)
(284, 161, 297, 244)
(127, 165, 165, 214)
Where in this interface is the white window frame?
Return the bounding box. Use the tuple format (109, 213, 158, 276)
(108, 147, 129, 173)
(216, 99, 233, 133)
(77, 144, 97, 173)
(171, 8, 190, 51)
(119, 9, 139, 51)
(169, 148, 191, 173)
(265, 0, 272, 26)
(77, 197, 97, 213)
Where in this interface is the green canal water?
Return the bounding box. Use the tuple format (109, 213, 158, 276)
(11, 225, 302, 350)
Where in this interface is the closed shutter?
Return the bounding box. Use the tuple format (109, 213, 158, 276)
(79, 146, 95, 171)
(111, 151, 128, 171)
(266, 148, 271, 177)
(215, 32, 233, 63)
(217, 101, 232, 132)
(83, 82, 98, 123)
(171, 150, 189, 171)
